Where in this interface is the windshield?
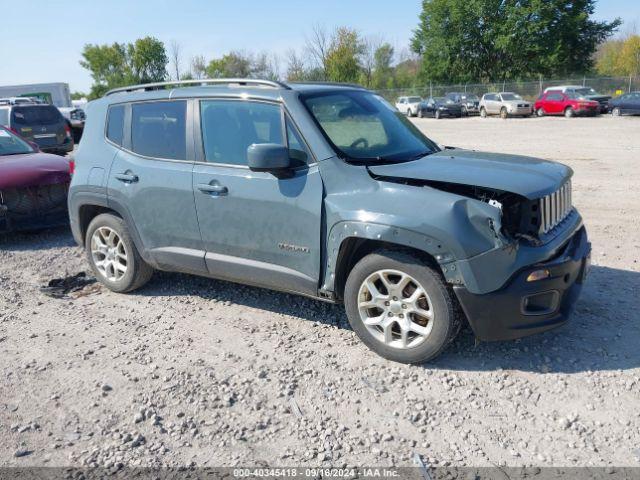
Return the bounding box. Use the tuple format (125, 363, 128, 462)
(464, 95, 480, 102)
(408, 96, 422, 103)
(576, 87, 597, 96)
(302, 90, 439, 163)
(0, 128, 34, 155)
(500, 93, 522, 101)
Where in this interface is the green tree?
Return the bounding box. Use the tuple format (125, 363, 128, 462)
(206, 52, 252, 78)
(371, 43, 395, 89)
(411, 0, 621, 83)
(325, 27, 364, 83)
(71, 91, 87, 100)
(80, 37, 168, 99)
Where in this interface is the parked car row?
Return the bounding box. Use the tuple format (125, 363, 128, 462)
(396, 86, 640, 119)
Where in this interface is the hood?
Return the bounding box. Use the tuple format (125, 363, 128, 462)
(368, 149, 571, 200)
(586, 95, 610, 102)
(503, 99, 530, 106)
(0, 152, 70, 189)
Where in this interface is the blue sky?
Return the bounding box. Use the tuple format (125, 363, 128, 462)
(0, 0, 636, 93)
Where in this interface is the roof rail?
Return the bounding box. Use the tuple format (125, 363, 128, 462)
(104, 78, 291, 97)
(288, 81, 367, 89)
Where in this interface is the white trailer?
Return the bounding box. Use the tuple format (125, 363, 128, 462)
(0, 82, 72, 108)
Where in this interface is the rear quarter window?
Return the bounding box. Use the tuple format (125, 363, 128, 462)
(0, 109, 8, 125)
(131, 101, 186, 160)
(106, 105, 125, 146)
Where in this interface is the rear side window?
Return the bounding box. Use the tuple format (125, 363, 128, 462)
(131, 101, 186, 160)
(200, 100, 283, 166)
(0, 109, 8, 125)
(11, 106, 62, 126)
(106, 105, 125, 146)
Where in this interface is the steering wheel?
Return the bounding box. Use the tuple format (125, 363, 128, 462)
(350, 137, 369, 149)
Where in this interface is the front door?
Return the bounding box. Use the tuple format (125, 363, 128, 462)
(192, 99, 323, 296)
(107, 99, 206, 274)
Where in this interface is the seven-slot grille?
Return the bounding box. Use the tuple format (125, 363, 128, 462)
(539, 180, 572, 234)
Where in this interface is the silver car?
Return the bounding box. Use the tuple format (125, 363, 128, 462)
(480, 92, 532, 118)
(395, 96, 423, 117)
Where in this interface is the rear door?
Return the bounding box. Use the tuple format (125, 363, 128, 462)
(626, 93, 640, 114)
(10, 105, 66, 149)
(486, 94, 499, 114)
(191, 98, 323, 296)
(106, 99, 206, 274)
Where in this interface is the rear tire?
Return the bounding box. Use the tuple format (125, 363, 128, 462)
(536, 107, 545, 117)
(344, 249, 460, 364)
(406, 108, 413, 117)
(500, 107, 508, 119)
(480, 107, 487, 118)
(85, 213, 153, 293)
(418, 109, 424, 118)
(435, 110, 441, 119)
(612, 107, 621, 117)
(564, 107, 575, 118)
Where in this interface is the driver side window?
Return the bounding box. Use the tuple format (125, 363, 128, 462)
(200, 100, 284, 166)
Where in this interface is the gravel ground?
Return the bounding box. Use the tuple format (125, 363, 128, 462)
(1, 115, 639, 469)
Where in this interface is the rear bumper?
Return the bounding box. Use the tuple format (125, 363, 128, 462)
(454, 226, 591, 341)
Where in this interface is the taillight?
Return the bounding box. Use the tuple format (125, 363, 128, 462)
(64, 124, 72, 138)
(69, 159, 75, 176)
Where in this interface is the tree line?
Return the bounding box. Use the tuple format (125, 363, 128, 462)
(78, 0, 623, 100)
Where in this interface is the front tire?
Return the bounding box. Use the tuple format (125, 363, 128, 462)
(500, 107, 508, 119)
(612, 107, 621, 117)
(418, 109, 424, 118)
(406, 108, 413, 117)
(85, 213, 153, 293)
(435, 110, 441, 119)
(344, 249, 460, 364)
(564, 107, 575, 118)
(480, 107, 487, 118)
(536, 107, 545, 117)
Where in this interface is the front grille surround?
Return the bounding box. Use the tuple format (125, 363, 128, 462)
(539, 180, 572, 235)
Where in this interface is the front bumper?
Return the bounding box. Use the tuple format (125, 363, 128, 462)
(508, 107, 532, 116)
(0, 205, 69, 233)
(454, 226, 591, 341)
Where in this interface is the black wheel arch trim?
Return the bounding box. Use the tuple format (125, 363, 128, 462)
(69, 191, 156, 267)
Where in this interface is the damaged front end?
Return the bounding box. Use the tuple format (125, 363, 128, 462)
(0, 183, 70, 233)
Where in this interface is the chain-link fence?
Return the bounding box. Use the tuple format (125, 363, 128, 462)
(376, 76, 639, 102)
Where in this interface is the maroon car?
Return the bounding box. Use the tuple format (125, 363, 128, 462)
(0, 126, 71, 233)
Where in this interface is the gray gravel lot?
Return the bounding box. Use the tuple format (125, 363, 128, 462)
(1, 115, 639, 469)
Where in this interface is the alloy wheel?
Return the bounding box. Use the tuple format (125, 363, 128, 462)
(91, 226, 128, 282)
(357, 269, 434, 349)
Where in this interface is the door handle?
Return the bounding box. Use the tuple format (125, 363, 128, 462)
(197, 183, 228, 196)
(114, 173, 139, 183)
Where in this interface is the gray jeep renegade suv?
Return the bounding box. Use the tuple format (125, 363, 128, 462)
(69, 79, 591, 364)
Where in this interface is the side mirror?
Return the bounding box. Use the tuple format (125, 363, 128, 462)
(28, 141, 40, 151)
(247, 143, 291, 173)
